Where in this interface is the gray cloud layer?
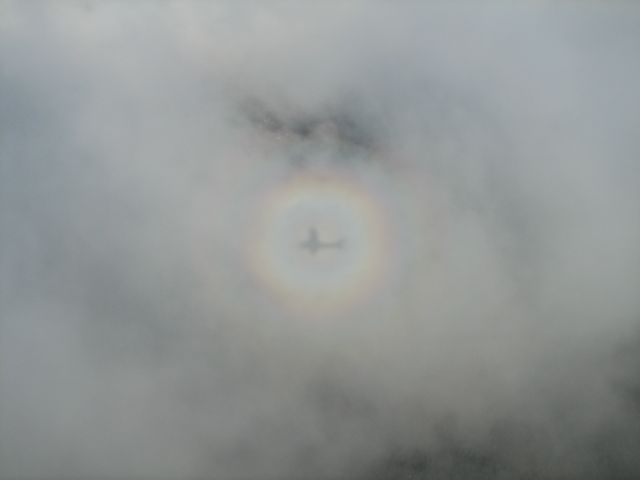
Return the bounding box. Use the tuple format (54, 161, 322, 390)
(1, 2, 640, 479)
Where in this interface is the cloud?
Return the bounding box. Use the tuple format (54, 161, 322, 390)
(1, 2, 640, 478)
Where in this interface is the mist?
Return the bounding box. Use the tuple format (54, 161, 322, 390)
(1, 2, 640, 479)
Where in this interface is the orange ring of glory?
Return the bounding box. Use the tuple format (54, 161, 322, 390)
(247, 173, 390, 314)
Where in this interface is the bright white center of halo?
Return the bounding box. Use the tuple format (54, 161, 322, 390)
(250, 178, 387, 311)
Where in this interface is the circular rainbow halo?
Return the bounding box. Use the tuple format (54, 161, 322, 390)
(248, 172, 389, 314)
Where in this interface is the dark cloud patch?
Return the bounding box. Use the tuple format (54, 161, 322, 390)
(239, 95, 381, 171)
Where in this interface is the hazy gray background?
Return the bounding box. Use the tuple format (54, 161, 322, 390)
(1, 2, 640, 478)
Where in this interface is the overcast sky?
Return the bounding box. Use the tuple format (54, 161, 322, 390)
(1, 2, 640, 479)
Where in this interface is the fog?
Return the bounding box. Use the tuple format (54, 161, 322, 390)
(1, 2, 640, 479)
